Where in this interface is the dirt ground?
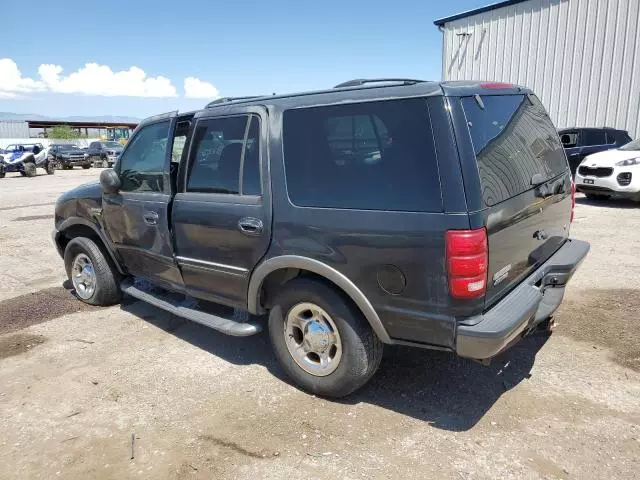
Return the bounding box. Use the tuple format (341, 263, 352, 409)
(0, 169, 639, 480)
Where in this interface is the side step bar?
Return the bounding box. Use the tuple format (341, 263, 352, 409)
(121, 281, 261, 337)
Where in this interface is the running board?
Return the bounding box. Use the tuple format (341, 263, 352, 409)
(120, 281, 261, 337)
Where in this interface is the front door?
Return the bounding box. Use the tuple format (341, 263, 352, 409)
(171, 108, 271, 308)
(101, 114, 183, 289)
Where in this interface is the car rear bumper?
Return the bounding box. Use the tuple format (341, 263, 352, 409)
(455, 238, 590, 360)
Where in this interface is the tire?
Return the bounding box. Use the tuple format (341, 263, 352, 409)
(63, 237, 121, 306)
(268, 278, 383, 398)
(45, 161, 56, 175)
(82, 163, 91, 169)
(585, 193, 610, 200)
(23, 162, 36, 177)
(0, 169, 5, 179)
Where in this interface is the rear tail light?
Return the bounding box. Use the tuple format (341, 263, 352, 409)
(570, 180, 576, 222)
(446, 228, 488, 299)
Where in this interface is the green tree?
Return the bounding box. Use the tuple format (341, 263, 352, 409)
(48, 125, 84, 139)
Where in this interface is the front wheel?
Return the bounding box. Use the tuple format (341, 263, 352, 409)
(269, 278, 383, 398)
(23, 162, 36, 177)
(46, 161, 56, 175)
(64, 237, 121, 306)
(82, 163, 91, 169)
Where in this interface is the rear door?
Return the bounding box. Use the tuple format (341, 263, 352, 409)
(171, 107, 271, 308)
(457, 93, 572, 308)
(101, 113, 184, 289)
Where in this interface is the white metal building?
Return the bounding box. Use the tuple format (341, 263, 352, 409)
(434, 0, 640, 139)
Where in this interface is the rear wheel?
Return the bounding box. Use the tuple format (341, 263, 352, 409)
(23, 162, 36, 177)
(45, 161, 56, 175)
(64, 237, 121, 306)
(269, 278, 383, 398)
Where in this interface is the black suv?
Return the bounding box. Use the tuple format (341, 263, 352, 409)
(559, 127, 632, 174)
(48, 144, 91, 170)
(86, 141, 124, 168)
(53, 79, 589, 397)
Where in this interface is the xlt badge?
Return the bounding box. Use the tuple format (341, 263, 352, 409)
(493, 264, 512, 286)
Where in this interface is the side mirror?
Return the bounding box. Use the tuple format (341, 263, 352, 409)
(100, 168, 121, 194)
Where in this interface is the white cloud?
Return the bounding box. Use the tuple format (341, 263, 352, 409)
(184, 76, 220, 99)
(38, 62, 177, 97)
(0, 58, 221, 100)
(0, 58, 45, 96)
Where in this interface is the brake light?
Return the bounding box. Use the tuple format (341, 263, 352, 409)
(446, 229, 488, 299)
(480, 82, 513, 89)
(570, 180, 576, 222)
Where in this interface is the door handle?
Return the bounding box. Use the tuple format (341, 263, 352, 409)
(238, 217, 263, 236)
(143, 210, 159, 225)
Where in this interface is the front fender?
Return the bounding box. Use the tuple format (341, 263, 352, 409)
(56, 216, 125, 274)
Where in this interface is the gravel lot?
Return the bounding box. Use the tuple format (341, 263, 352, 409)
(0, 169, 639, 480)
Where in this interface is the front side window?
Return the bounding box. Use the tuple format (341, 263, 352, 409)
(282, 98, 441, 212)
(186, 115, 261, 195)
(117, 121, 169, 193)
(462, 94, 567, 206)
(559, 131, 578, 148)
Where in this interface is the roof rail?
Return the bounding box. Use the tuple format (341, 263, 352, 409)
(205, 96, 263, 108)
(333, 78, 425, 88)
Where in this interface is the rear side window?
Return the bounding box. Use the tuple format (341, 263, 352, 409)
(582, 129, 606, 146)
(186, 115, 261, 195)
(282, 98, 441, 212)
(462, 95, 567, 206)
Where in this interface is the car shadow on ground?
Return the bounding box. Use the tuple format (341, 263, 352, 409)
(576, 195, 638, 209)
(120, 297, 549, 432)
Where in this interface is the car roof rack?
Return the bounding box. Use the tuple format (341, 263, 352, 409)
(205, 96, 263, 108)
(333, 78, 426, 88)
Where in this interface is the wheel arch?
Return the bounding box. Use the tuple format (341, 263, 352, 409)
(56, 217, 125, 274)
(248, 255, 392, 343)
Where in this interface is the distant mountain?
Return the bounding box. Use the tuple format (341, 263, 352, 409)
(0, 112, 141, 123)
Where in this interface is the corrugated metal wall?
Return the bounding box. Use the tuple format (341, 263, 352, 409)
(0, 121, 30, 138)
(441, 0, 640, 139)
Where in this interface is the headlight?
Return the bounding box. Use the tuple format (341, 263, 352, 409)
(615, 157, 640, 166)
(84, 153, 89, 158)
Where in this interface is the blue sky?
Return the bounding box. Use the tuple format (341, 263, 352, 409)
(0, 0, 491, 118)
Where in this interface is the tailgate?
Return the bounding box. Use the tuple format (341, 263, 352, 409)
(460, 93, 573, 308)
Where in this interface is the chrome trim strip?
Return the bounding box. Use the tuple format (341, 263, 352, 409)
(176, 256, 249, 273)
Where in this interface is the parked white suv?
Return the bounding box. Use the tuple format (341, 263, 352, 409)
(575, 138, 640, 201)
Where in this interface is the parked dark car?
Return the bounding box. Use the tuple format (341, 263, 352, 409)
(48, 144, 91, 170)
(86, 141, 123, 167)
(53, 79, 589, 397)
(559, 127, 632, 175)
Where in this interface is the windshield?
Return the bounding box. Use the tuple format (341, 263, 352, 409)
(104, 142, 121, 148)
(58, 144, 78, 151)
(619, 138, 640, 151)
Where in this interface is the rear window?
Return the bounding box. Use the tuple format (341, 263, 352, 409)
(282, 98, 442, 212)
(462, 94, 567, 206)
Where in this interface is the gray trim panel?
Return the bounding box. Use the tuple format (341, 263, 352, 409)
(247, 255, 392, 343)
